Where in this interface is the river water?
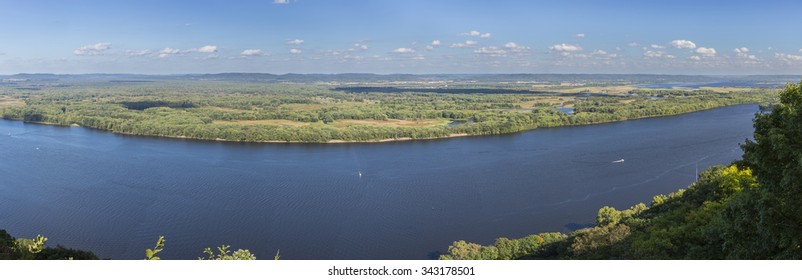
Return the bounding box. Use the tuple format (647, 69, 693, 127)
(0, 104, 758, 259)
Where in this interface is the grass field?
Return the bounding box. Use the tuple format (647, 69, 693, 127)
(698, 87, 757, 93)
(213, 118, 450, 128)
(212, 119, 312, 126)
(551, 85, 635, 95)
(331, 118, 449, 128)
(204, 106, 251, 113)
(0, 96, 25, 108)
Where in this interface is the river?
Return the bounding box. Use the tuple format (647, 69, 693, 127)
(0, 104, 758, 259)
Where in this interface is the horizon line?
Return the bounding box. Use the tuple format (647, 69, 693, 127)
(2, 72, 801, 77)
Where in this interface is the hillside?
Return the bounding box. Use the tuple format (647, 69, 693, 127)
(441, 81, 802, 260)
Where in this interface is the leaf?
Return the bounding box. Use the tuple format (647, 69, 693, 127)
(145, 249, 154, 259)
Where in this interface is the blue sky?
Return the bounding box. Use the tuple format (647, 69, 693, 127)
(1, 0, 802, 74)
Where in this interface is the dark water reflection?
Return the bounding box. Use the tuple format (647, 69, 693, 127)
(0, 104, 757, 259)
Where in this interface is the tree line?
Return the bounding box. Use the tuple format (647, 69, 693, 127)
(1, 81, 775, 142)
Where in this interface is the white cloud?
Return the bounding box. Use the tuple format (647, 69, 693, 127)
(689, 56, 701, 61)
(695, 47, 716, 56)
(627, 42, 639, 47)
(734, 47, 757, 61)
(158, 48, 181, 58)
(125, 49, 150, 57)
(570, 50, 617, 60)
(274, 0, 290, 4)
(450, 40, 478, 48)
(425, 40, 441, 51)
(651, 44, 665, 49)
(74, 42, 112, 56)
(503, 42, 530, 52)
(474, 46, 507, 57)
(392, 47, 415, 53)
(576, 33, 585, 38)
(289, 48, 302, 54)
(240, 49, 265, 56)
(776, 53, 802, 62)
(460, 30, 490, 38)
(591, 50, 608, 55)
(644, 50, 667, 58)
(354, 43, 368, 50)
(287, 39, 304, 45)
(799, 48, 802, 53)
(198, 45, 218, 53)
(549, 43, 582, 52)
(671, 40, 697, 49)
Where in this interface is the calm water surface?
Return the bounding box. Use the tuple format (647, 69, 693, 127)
(0, 105, 757, 259)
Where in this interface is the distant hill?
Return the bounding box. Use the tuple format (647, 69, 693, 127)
(2, 73, 801, 84)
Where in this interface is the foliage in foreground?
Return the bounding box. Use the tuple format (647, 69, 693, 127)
(0, 230, 98, 260)
(442, 165, 758, 259)
(0, 230, 273, 260)
(441, 80, 802, 260)
(143, 236, 264, 260)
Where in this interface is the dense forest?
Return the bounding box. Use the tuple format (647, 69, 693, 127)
(0, 78, 776, 142)
(440, 81, 802, 260)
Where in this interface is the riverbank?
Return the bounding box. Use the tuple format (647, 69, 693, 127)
(4, 102, 761, 144)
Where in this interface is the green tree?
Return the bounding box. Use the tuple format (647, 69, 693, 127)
(440, 240, 483, 260)
(596, 206, 622, 226)
(735, 80, 802, 258)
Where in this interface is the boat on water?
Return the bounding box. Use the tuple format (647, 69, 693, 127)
(612, 159, 625, 163)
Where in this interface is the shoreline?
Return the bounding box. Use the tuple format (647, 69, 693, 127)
(115, 131, 474, 144)
(1, 103, 760, 144)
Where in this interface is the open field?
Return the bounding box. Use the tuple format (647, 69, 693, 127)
(551, 85, 636, 95)
(212, 119, 312, 126)
(215, 118, 449, 128)
(698, 86, 759, 93)
(331, 118, 449, 128)
(204, 106, 251, 113)
(0, 96, 25, 108)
